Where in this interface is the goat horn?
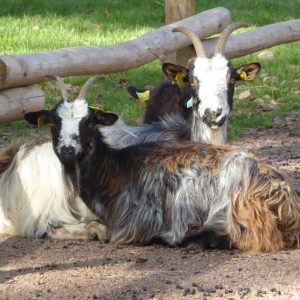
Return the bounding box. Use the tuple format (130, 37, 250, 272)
(46, 75, 70, 101)
(172, 27, 207, 58)
(78, 76, 105, 100)
(215, 22, 248, 55)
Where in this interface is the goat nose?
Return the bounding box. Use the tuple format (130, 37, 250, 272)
(215, 108, 222, 118)
(204, 108, 223, 120)
(61, 146, 75, 157)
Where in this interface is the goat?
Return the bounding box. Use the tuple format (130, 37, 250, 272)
(25, 90, 300, 252)
(125, 23, 261, 145)
(127, 67, 192, 124)
(0, 78, 108, 240)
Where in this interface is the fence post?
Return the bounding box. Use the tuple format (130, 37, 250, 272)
(165, 0, 196, 66)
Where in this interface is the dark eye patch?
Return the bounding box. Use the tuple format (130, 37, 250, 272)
(71, 134, 79, 141)
(81, 115, 96, 130)
(48, 112, 61, 127)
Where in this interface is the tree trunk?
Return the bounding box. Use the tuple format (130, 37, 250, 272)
(0, 7, 231, 91)
(0, 86, 45, 123)
(165, 0, 196, 66)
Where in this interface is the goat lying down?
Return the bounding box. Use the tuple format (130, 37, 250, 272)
(118, 23, 261, 146)
(25, 96, 300, 252)
(0, 79, 108, 240)
(0, 77, 185, 240)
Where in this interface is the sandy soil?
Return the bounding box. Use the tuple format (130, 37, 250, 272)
(1, 112, 300, 300)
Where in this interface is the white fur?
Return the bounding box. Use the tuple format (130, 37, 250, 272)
(194, 54, 230, 122)
(57, 100, 89, 154)
(0, 142, 98, 238)
(191, 117, 228, 145)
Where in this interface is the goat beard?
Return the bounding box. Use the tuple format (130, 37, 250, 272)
(63, 163, 81, 196)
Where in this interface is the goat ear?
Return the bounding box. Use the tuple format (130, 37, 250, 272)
(127, 85, 146, 99)
(162, 63, 189, 87)
(127, 85, 150, 102)
(236, 63, 261, 81)
(94, 112, 118, 126)
(24, 110, 50, 129)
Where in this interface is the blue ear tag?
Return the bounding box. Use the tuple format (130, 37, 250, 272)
(186, 97, 193, 109)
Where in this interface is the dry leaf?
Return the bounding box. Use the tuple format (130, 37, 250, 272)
(238, 90, 252, 100)
(258, 51, 274, 60)
(104, 9, 111, 17)
(254, 98, 266, 107)
(92, 23, 101, 29)
(262, 76, 279, 85)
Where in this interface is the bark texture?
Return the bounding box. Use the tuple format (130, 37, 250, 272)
(0, 86, 45, 123)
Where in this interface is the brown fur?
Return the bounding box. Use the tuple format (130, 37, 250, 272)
(0, 138, 51, 176)
(98, 159, 135, 200)
(148, 143, 233, 174)
(0, 144, 20, 175)
(228, 163, 300, 252)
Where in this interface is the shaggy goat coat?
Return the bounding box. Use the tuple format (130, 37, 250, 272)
(79, 133, 300, 251)
(42, 99, 300, 252)
(0, 141, 106, 239)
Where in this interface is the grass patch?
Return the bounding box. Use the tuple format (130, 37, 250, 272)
(0, 0, 299, 141)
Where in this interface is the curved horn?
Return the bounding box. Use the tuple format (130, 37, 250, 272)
(172, 27, 207, 58)
(46, 75, 69, 101)
(215, 22, 248, 55)
(78, 76, 105, 100)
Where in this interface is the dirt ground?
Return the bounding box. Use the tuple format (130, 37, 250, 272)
(1, 112, 300, 300)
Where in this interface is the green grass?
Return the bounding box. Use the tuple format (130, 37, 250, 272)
(0, 0, 299, 140)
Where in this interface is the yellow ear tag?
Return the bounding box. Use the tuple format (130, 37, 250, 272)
(175, 72, 185, 88)
(136, 90, 150, 102)
(89, 105, 104, 112)
(240, 71, 248, 80)
(37, 115, 46, 129)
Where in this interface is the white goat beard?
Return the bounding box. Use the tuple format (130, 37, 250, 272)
(191, 117, 228, 144)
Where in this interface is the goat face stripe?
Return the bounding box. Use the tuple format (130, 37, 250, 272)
(56, 100, 89, 156)
(193, 54, 231, 129)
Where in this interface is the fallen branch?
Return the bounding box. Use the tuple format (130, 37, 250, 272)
(202, 19, 300, 58)
(0, 7, 231, 91)
(0, 86, 45, 123)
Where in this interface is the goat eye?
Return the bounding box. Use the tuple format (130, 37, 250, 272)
(88, 122, 95, 128)
(230, 78, 235, 84)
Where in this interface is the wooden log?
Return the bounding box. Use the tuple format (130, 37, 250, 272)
(0, 86, 45, 123)
(165, 0, 196, 65)
(0, 7, 231, 91)
(184, 19, 300, 59)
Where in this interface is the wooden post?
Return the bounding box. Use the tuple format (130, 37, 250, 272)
(165, 0, 196, 66)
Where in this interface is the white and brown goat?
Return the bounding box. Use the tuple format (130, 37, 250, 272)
(25, 83, 300, 252)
